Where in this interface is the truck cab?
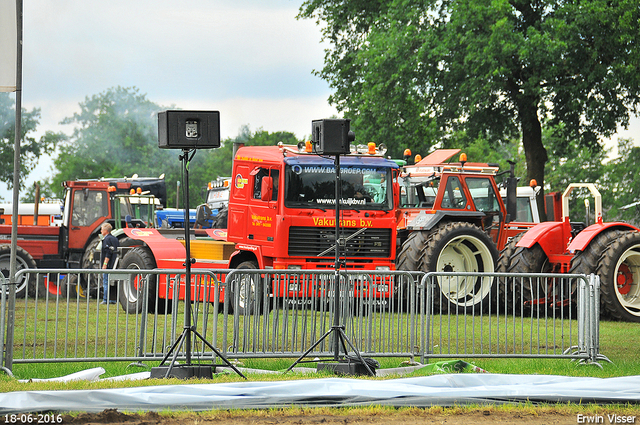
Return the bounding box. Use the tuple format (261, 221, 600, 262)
(227, 143, 399, 274)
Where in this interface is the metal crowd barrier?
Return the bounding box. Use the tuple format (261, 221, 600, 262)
(420, 272, 601, 365)
(1, 268, 604, 371)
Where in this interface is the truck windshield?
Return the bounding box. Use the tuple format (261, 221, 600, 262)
(284, 164, 392, 210)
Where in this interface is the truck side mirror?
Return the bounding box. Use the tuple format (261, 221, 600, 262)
(261, 176, 273, 201)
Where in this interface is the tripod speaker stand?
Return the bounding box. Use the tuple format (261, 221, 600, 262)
(150, 149, 246, 379)
(286, 154, 375, 376)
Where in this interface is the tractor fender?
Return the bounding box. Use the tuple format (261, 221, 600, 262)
(568, 222, 640, 253)
(228, 243, 263, 269)
(122, 228, 185, 264)
(406, 210, 485, 232)
(516, 221, 567, 257)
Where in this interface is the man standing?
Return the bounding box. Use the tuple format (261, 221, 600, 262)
(100, 223, 119, 304)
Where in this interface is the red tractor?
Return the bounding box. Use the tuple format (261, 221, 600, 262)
(498, 183, 640, 322)
(396, 150, 539, 312)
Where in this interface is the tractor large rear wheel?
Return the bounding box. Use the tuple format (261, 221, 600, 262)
(495, 233, 524, 313)
(396, 231, 427, 310)
(0, 244, 40, 299)
(597, 231, 640, 322)
(508, 243, 555, 315)
(569, 229, 624, 318)
(420, 222, 498, 314)
(80, 236, 102, 299)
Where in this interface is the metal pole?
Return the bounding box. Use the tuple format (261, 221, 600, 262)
(182, 151, 192, 366)
(333, 154, 341, 360)
(176, 181, 180, 209)
(6, 0, 23, 372)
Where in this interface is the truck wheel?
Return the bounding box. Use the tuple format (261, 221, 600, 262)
(231, 261, 265, 315)
(420, 222, 498, 314)
(569, 229, 624, 318)
(118, 247, 172, 315)
(0, 244, 39, 299)
(396, 231, 427, 310)
(508, 243, 554, 315)
(496, 233, 524, 313)
(80, 236, 102, 299)
(597, 231, 640, 322)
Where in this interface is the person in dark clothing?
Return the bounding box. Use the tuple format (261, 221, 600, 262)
(100, 223, 119, 304)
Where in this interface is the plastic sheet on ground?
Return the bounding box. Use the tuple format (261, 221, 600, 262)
(3, 374, 640, 414)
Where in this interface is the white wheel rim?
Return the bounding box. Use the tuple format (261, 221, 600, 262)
(436, 234, 494, 307)
(0, 253, 29, 295)
(614, 243, 640, 316)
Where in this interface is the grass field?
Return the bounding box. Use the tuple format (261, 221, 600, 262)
(2, 315, 639, 390)
(2, 308, 640, 423)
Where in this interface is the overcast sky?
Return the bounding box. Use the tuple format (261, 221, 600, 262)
(2, 0, 338, 200)
(2, 0, 639, 201)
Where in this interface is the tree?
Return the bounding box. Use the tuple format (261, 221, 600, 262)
(199, 125, 302, 181)
(299, 0, 640, 217)
(601, 139, 640, 225)
(0, 93, 61, 200)
(51, 89, 302, 207)
(49, 86, 188, 205)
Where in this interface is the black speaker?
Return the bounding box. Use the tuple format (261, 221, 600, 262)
(312, 119, 354, 155)
(158, 110, 221, 149)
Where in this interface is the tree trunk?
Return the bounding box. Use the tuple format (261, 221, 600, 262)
(520, 101, 548, 221)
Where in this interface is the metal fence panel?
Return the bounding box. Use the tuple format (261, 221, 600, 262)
(421, 272, 595, 363)
(2, 268, 601, 369)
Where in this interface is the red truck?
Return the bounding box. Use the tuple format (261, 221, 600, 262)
(0, 177, 165, 298)
(117, 142, 400, 314)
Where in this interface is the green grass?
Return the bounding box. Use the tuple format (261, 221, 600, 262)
(2, 298, 640, 393)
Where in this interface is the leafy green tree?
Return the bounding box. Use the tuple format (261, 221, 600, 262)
(601, 139, 640, 225)
(199, 125, 302, 181)
(544, 131, 609, 194)
(299, 0, 640, 217)
(0, 93, 61, 200)
(193, 125, 300, 203)
(49, 86, 190, 205)
(51, 89, 302, 208)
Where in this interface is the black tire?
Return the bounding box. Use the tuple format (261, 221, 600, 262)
(496, 233, 525, 314)
(230, 260, 265, 315)
(597, 231, 640, 322)
(61, 273, 80, 299)
(420, 222, 498, 314)
(570, 229, 624, 318)
(80, 236, 102, 299)
(396, 231, 427, 310)
(118, 247, 172, 315)
(213, 208, 228, 229)
(0, 244, 39, 299)
(508, 243, 555, 315)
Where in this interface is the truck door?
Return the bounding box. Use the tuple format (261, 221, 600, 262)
(247, 167, 279, 252)
(67, 188, 110, 250)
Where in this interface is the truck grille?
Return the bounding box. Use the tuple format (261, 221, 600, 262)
(288, 227, 391, 258)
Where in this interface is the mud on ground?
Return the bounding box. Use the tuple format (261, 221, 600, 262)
(62, 408, 581, 425)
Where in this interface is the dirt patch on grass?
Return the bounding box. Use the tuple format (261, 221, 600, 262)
(62, 408, 579, 424)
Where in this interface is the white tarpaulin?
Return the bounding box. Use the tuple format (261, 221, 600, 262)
(0, 0, 17, 92)
(2, 374, 640, 414)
